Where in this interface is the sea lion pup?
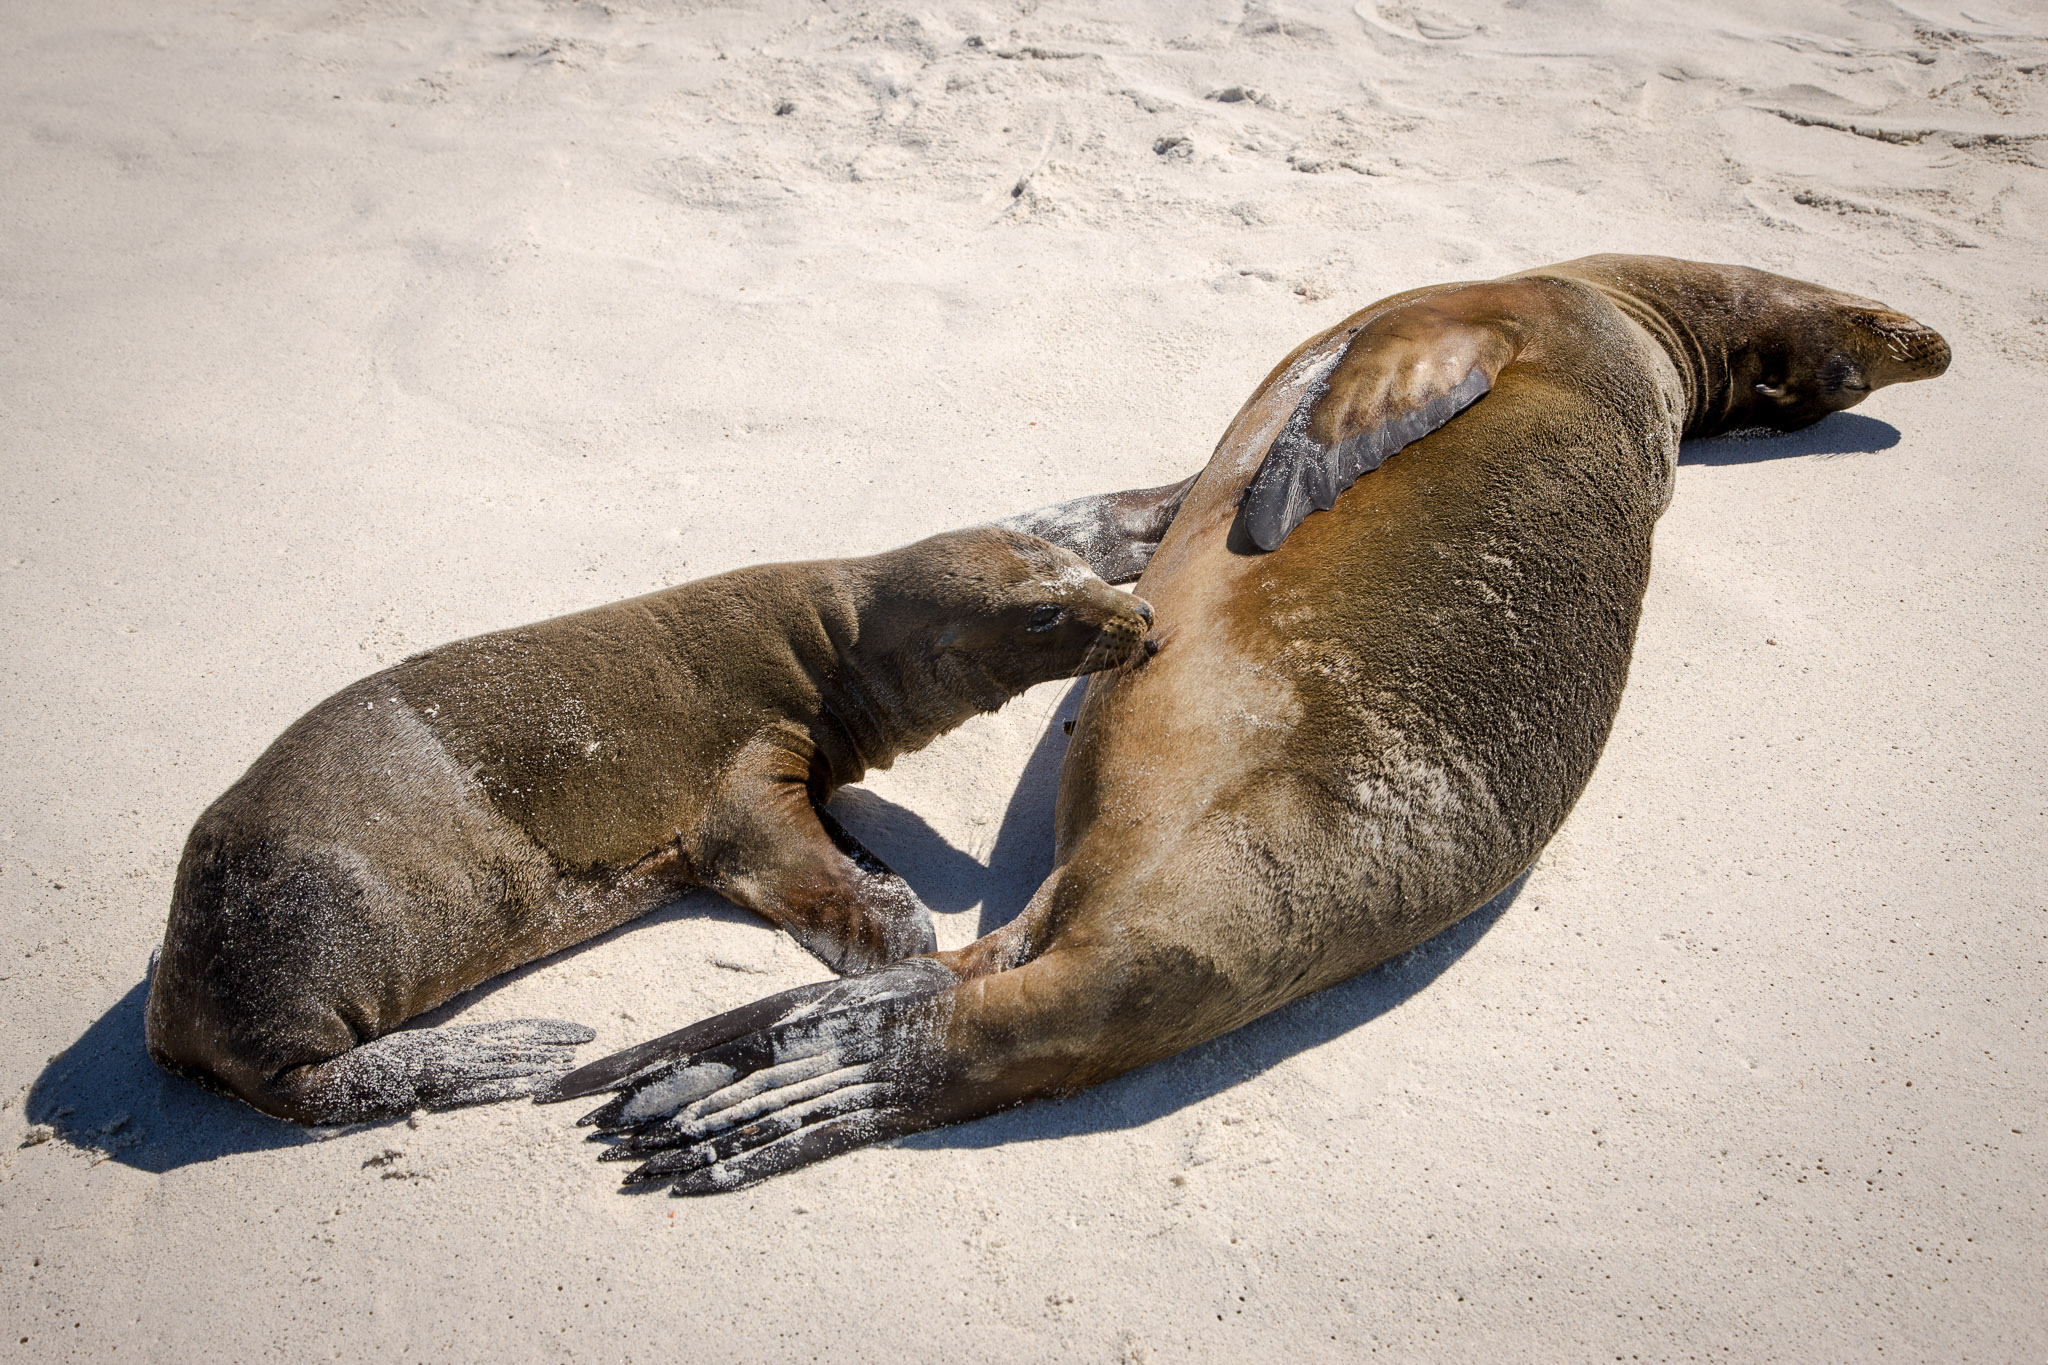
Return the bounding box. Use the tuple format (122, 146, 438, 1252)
(548, 256, 1949, 1192)
(145, 524, 1158, 1125)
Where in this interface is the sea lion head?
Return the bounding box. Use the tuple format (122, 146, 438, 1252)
(1546, 256, 1951, 438)
(1721, 277, 1952, 433)
(866, 527, 1156, 717)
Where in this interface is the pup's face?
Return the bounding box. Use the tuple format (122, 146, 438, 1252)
(904, 529, 1155, 713)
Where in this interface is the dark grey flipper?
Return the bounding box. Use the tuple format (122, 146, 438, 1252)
(538, 956, 956, 1108)
(1238, 301, 1524, 551)
(994, 474, 1198, 583)
(560, 958, 961, 1194)
(289, 1018, 596, 1118)
(1241, 365, 1492, 551)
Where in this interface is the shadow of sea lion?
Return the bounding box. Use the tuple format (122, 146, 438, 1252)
(822, 682, 1087, 937)
(1678, 410, 1899, 465)
(22, 976, 324, 1172)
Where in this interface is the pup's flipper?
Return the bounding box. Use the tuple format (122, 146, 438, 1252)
(996, 474, 1198, 583)
(1240, 291, 1529, 551)
(704, 769, 938, 975)
(272, 1018, 597, 1120)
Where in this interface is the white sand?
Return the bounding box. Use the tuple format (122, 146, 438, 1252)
(4, 0, 2044, 1358)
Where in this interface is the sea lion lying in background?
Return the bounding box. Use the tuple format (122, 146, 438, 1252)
(550, 254, 1950, 1193)
(146, 512, 1184, 1126)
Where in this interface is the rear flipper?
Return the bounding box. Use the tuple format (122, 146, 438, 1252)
(260, 1018, 596, 1124)
(994, 474, 1197, 583)
(573, 960, 963, 1195)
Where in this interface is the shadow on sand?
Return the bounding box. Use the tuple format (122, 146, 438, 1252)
(827, 681, 1089, 938)
(1679, 410, 1899, 466)
(21, 976, 327, 1174)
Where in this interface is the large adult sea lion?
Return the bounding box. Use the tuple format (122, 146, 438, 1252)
(146, 519, 1175, 1126)
(549, 255, 1950, 1192)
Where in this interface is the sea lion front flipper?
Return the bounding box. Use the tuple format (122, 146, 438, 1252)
(1240, 294, 1528, 551)
(994, 474, 1199, 583)
(539, 957, 956, 1105)
(575, 965, 963, 1193)
(706, 775, 938, 975)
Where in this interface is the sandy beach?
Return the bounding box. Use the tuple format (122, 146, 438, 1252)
(3, 0, 2044, 1358)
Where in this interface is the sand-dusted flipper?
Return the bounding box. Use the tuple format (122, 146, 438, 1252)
(1240, 287, 1533, 551)
(995, 474, 1198, 583)
(573, 960, 965, 1193)
(260, 1018, 596, 1122)
(540, 957, 957, 1105)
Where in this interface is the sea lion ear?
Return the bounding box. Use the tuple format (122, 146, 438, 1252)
(1240, 303, 1518, 552)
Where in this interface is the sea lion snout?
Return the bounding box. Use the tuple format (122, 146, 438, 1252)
(1850, 308, 1951, 387)
(900, 527, 1155, 703)
(1011, 542, 1155, 678)
(1025, 565, 1154, 677)
(1069, 588, 1155, 676)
